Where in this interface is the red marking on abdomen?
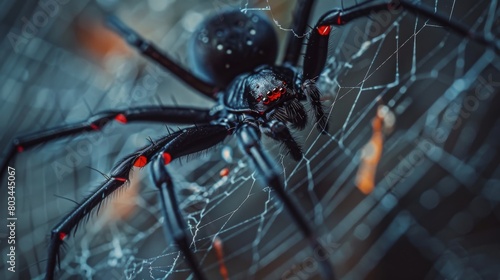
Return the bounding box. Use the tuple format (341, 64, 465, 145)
(16, 145, 24, 153)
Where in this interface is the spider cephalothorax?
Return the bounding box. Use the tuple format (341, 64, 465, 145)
(223, 65, 308, 130)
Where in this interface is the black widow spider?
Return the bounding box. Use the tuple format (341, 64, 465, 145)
(1, 0, 498, 279)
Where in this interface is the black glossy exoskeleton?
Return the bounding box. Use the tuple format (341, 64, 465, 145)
(1, 1, 497, 279)
(188, 9, 279, 87)
(187, 9, 327, 146)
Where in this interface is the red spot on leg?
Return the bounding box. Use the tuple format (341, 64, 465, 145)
(114, 113, 127, 124)
(59, 232, 67, 241)
(115, 177, 127, 182)
(163, 152, 172, 165)
(337, 16, 343, 25)
(219, 168, 230, 177)
(90, 123, 100, 130)
(317, 25, 331, 36)
(17, 145, 24, 153)
(133, 155, 148, 167)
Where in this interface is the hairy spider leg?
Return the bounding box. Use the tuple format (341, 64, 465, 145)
(45, 124, 230, 280)
(45, 131, 180, 279)
(260, 120, 303, 161)
(236, 124, 336, 280)
(0, 106, 213, 184)
(106, 15, 219, 98)
(302, 80, 329, 133)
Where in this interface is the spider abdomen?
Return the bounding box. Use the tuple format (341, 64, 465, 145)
(188, 9, 278, 88)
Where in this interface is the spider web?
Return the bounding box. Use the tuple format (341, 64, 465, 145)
(1, 0, 499, 279)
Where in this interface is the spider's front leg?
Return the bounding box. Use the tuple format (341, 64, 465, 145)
(44, 124, 230, 280)
(236, 124, 336, 280)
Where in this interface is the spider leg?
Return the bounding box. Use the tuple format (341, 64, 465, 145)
(236, 124, 335, 280)
(45, 124, 230, 280)
(281, 0, 329, 134)
(106, 16, 219, 99)
(149, 124, 232, 280)
(260, 120, 303, 161)
(303, 0, 499, 81)
(282, 0, 316, 66)
(1, 106, 213, 183)
(301, 0, 499, 134)
(303, 79, 329, 133)
(151, 158, 205, 279)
